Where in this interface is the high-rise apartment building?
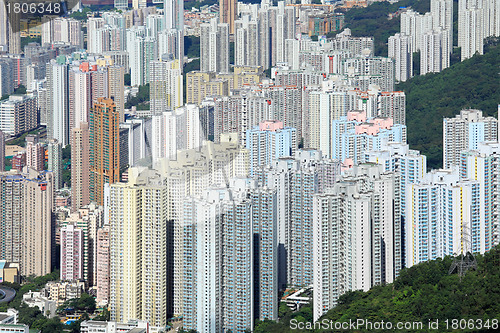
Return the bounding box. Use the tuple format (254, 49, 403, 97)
(114, 0, 128, 10)
(60, 204, 104, 285)
(47, 139, 62, 189)
(313, 164, 401, 321)
(183, 179, 262, 333)
(200, 18, 230, 73)
(158, 29, 185, 70)
(60, 224, 84, 281)
(96, 225, 110, 307)
(364, 142, 427, 225)
(107, 65, 125, 122)
(0, 172, 24, 265)
(127, 28, 157, 86)
(109, 169, 171, 327)
(151, 105, 202, 164)
(443, 109, 497, 168)
(254, 150, 340, 288)
(25, 135, 44, 172)
(150, 57, 183, 115)
(235, 15, 261, 68)
(220, 0, 238, 34)
(431, 0, 454, 55)
(165, 0, 184, 30)
(460, 140, 500, 253)
(246, 120, 297, 177)
(319, 110, 407, 163)
(69, 64, 92, 130)
(22, 169, 54, 277)
(0, 130, 4, 172)
(0, 95, 38, 136)
(405, 169, 481, 267)
(90, 98, 120, 206)
(342, 55, 396, 92)
(388, 33, 413, 82)
(161, 138, 249, 316)
(400, 9, 434, 52)
(421, 29, 450, 75)
(71, 123, 91, 212)
(47, 60, 70, 146)
(458, 0, 484, 60)
(251, 187, 278, 321)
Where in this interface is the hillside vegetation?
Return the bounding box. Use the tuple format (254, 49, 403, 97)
(255, 245, 500, 332)
(338, 0, 430, 56)
(398, 40, 500, 169)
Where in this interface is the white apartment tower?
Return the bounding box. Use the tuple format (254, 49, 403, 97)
(420, 29, 450, 75)
(388, 33, 413, 82)
(157, 139, 249, 316)
(443, 109, 498, 168)
(150, 57, 183, 115)
(406, 169, 481, 267)
(431, 0, 454, 54)
(313, 164, 401, 321)
(460, 141, 500, 253)
(458, 0, 484, 60)
(47, 139, 63, 189)
(200, 18, 230, 73)
(47, 60, 70, 146)
(183, 180, 260, 333)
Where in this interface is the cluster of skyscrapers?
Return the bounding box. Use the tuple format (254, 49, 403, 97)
(0, 0, 499, 332)
(389, 0, 499, 81)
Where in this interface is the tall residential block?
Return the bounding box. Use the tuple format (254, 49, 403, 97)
(0, 170, 48, 276)
(220, 0, 237, 34)
(246, 120, 297, 177)
(0, 95, 38, 136)
(96, 225, 110, 307)
(90, 98, 120, 206)
(25, 135, 44, 172)
(158, 137, 249, 316)
(458, 0, 484, 60)
(47, 60, 70, 146)
(71, 123, 91, 212)
(388, 33, 413, 82)
(150, 58, 183, 115)
(22, 169, 54, 277)
(60, 204, 104, 286)
(109, 169, 171, 327)
(183, 180, 261, 333)
(0, 130, 4, 171)
(255, 150, 340, 288)
(60, 224, 84, 281)
(328, 110, 407, 164)
(443, 109, 497, 168)
(421, 29, 450, 75)
(460, 141, 500, 253)
(405, 169, 481, 267)
(47, 139, 62, 189)
(0, 172, 24, 265)
(200, 18, 229, 73)
(313, 164, 401, 321)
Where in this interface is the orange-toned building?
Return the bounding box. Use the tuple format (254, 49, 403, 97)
(89, 98, 120, 206)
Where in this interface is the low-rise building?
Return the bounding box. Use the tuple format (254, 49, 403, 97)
(0, 324, 31, 333)
(0, 262, 19, 284)
(22, 291, 57, 318)
(46, 281, 85, 306)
